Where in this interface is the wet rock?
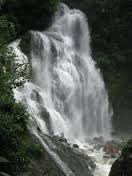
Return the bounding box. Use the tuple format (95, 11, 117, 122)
(18, 134, 95, 176)
(73, 144, 79, 149)
(103, 154, 112, 159)
(52, 135, 60, 142)
(59, 133, 68, 143)
(103, 142, 120, 158)
(109, 155, 132, 176)
(0, 157, 15, 175)
(59, 137, 67, 143)
(40, 107, 53, 135)
(31, 89, 43, 104)
(37, 126, 41, 133)
(40, 134, 96, 176)
(52, 134, 67, 143)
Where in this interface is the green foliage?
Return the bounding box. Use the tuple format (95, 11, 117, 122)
(0, 0, 60, 172)
(15, 136, 44, 169)
(0, 43, 44, 172)
(0, 45, 43, 172)
(0, 15, 16, 46)
(0, 10, 43, 173)
(0, 46, 28, 86)
(49, 0, 60, 9)
(121, 139, 132, 157)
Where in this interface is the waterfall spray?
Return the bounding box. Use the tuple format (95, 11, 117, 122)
(12, 3, 112, 144)
(10, 4, 113, 175)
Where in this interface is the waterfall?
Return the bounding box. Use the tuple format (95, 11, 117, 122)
(11, 3, 112, 146)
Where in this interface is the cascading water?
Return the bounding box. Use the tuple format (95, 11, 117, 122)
(10, 3, 113, 176)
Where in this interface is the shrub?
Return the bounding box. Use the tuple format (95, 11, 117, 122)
(122, 139, 132, 157)
(0, 15, 16, 46)
(0, 47, 43, 171)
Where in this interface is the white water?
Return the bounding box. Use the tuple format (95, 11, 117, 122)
(10, 3, 113, 176)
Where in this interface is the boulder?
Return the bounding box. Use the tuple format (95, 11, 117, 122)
(109, 156, 132, 176)
(30, 89, 43, 104)
(109, 139, 132, 176)
(73, 144, 79, 149)
(59, 137, 67, 143)
(103, 142, 120, 157)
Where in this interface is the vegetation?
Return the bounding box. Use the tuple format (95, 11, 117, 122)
(0, 0, 60, 35)
(0, 15, 16, 46)
(121, 139, 132, 157)
(0, 0, 60, 173)
(0, 32, 43, 175)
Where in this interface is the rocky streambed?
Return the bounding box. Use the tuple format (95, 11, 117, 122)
(22, 134, 121, 176)
(0, 133, 125, 176)
(31, 132, 96, 176)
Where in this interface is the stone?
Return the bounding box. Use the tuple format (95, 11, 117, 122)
(30, 89, 43, 103)
(103, 142, 120, 157)
(73, 144, 79, 149)
(19, 32, 31, 57)
(59, 137, 67, 143)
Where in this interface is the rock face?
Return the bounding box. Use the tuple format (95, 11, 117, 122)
(0, 157, 15, 175)
(109, 155, 132, 176)
(0, 135, 95, 176)
(41, 134, 96, 176)
(19, 150, 65, 176)
(20, 134, 95, 176)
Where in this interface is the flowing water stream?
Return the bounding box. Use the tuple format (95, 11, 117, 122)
(10, 3, 114, 176)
